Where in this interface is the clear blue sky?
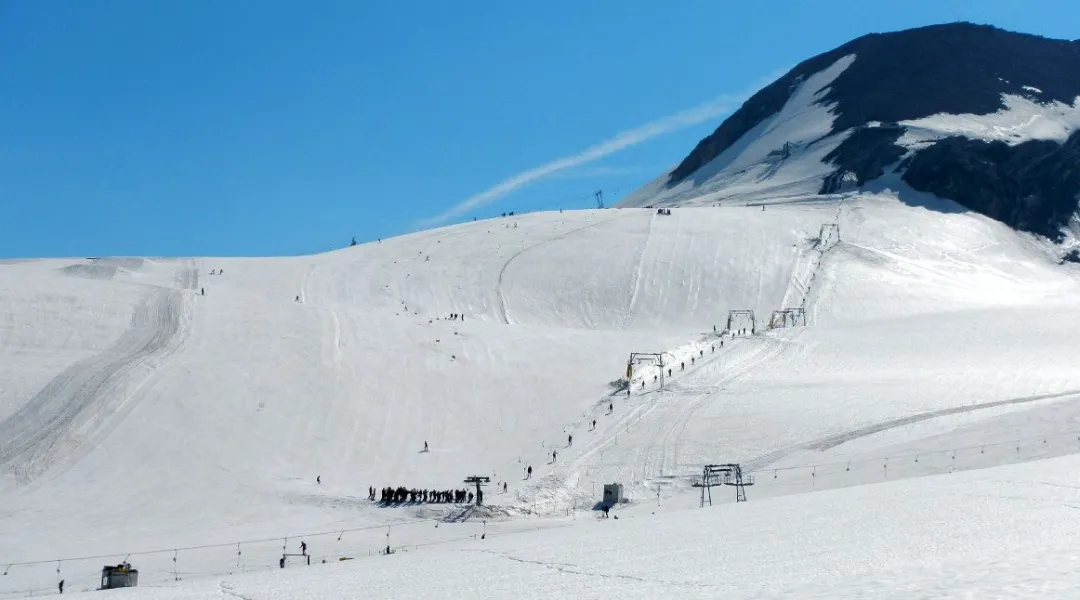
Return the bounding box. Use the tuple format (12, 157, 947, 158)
(3, 0, 1078, 257)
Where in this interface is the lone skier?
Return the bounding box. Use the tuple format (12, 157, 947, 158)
(568, 434, 572, 447)
(424, 441, 429, 452)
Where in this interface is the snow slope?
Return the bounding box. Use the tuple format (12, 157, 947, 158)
(4, 191, 1080, 597)
(899, 93, 1080, 149)
(42, 454, 1080, 599)
(620, 55, 857, 208)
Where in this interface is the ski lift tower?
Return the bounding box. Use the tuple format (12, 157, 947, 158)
(727, 310, 757, 334)
(626, 352, 665, 396)
(464, 476, 490, 506)
(769, 307, 807, 329)
(691, 464, 753, 506)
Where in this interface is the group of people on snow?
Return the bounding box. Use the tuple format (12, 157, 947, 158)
(378, 486, 475, 504)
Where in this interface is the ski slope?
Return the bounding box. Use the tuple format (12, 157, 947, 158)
(41, 453, 1080, 599)
(4, 192, 1080, 597)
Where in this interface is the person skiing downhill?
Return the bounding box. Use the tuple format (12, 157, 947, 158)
(526, 465, 532, 479)
(424, 441, 429, 452)
(568, 434, 572, 447)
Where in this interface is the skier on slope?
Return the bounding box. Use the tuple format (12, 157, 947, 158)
(568, 434, 572, 447)
(424, 441, 429, 452)
(527, 465, 532, 479)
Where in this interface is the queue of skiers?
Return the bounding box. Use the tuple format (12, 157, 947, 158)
(378, 486, 475, 504)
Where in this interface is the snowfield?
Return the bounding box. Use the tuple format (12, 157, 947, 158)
(4, 189, 1080, 598)
(621, 55, 859, 209)
(42, 454, 1080, 599)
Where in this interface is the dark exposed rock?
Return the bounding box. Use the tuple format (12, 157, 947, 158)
(670, 23, 1080, 189)
(902, 131, 1080, 241)
(819, 126, 906, 194)
(660, 22, 1080, 241)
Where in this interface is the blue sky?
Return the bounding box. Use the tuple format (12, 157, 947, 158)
(2, 0, 1078, 257)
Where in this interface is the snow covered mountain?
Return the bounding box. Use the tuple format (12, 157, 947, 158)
(620, 23, 1080, 245)
(8, 22, 1080, 599)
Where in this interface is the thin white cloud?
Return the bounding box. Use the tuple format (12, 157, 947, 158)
(550, 164, 654, 180)
(417, 74, 780, 229)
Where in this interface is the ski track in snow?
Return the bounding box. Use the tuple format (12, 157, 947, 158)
(0, 262, 198, 481)
(641, 335, 794, 480)
(619, 212, 655, 330)
(495, 216, 623, 325)
(541, 333, 794, 510)
(744, 388, 1080, 472)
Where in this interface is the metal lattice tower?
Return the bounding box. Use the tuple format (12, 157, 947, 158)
(726, 310, 757, 334)
(769, 307, 807, 329)
(817, 223, 840, 248)
(691, 463, 753, 506)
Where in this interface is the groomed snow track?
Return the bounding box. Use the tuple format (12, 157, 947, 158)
(744, 388, 1080, 472)
(0, 264, 197, 480)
